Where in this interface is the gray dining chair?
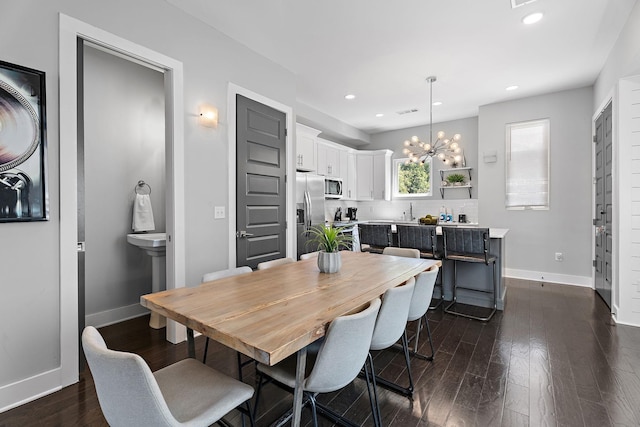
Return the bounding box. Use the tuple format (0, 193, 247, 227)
(253, 298, 382, 427)
(366, 277, 416, 425)
(82, 326, 255, 427)
(256, 257, 295, 270)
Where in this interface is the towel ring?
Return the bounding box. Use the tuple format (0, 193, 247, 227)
(134, 180, 151, 195)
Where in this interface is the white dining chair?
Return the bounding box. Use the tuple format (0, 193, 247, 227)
(406, 266, 439, 360)
(382, 246, 420, 258)
(256, 257, 295, 270)
(300, 251, 319, 260)
(82, 326, 255, 427)
(253, 298, 382, 427)
(366, 277, 416, 425)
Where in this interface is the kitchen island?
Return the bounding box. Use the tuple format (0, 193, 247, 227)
(348, 221, 508, 312)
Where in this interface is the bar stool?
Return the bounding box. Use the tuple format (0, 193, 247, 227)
(442, 227, 497, 322)
(396, 225, 444, 309)
(357, 224, 392, 254)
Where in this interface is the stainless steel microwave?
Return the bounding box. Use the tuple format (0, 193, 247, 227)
(324, 177, 343, 199)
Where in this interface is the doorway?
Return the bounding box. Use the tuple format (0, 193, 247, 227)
(78, 42, 166, 333)
(594, 101, 613, 308)
(59, 14, 185, 388)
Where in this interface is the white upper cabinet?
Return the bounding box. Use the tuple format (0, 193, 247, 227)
(316, 138, 341, 177)
(295, 124, 319, 172)
(356, 150, 392, 201)
(340, 150, 357, 200)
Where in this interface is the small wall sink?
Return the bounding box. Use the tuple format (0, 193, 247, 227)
(127, 232, 166, 253)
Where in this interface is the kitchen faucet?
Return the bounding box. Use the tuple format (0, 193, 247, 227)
(409, 203, 415, 220)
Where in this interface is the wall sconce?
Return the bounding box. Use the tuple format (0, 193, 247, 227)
(199, 104, 218, 128)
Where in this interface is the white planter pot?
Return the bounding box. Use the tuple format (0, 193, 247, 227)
(317, 251, 342, 273)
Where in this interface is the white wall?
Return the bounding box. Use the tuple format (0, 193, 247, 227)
(83, 45, 165, 325)
(592, 0, 640, 326)
(0, 0, 295, 411)
(478, 87, 594, 285)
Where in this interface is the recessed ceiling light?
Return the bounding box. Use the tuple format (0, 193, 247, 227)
(375, 113, 384, 117)
(344, 94, 356, 100)
(506, 85, 519, 91)
(522, 12, 543, 25)
(432, 101, 443, 106)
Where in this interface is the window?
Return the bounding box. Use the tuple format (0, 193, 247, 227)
(506, 119, 549, 209)
(393, 158, 432, 198)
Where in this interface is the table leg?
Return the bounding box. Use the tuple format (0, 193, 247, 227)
(292, 347, 307, 427)
(187, 328, 195, 359)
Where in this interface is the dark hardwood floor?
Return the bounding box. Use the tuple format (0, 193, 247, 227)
(1, 278, 640, 427)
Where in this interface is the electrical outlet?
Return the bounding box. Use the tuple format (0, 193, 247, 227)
(214, 206, 225, 219)
(555, 252, 564, 262)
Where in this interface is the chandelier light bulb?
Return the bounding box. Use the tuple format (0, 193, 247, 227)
(403, 148, 410, 154)
(436, 130, 445, 139)
(454, 155, 462, 162)
(450, 142, 459, 150)
(438, 152, 445, 160)
(404, 140, 410, 146)
(444, 139, 450, 145)
(424, 143, 431, 151)
(411, 136, 419, 143)
(453, 134, 461, 141)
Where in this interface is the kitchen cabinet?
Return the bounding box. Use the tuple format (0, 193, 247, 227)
(439, 167, 472, 198)
(341, 151, 357, 200)
(295, 123, 319, 172)
(356, 150, 392, 201)
(316, 139, 341, 177)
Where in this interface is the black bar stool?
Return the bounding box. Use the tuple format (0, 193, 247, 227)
(357, 224, 392, 254)
(442, 227, 497, 321)
(396, 225, 444, 309)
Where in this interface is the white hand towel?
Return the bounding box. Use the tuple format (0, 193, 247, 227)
(132, 194, 155, 232)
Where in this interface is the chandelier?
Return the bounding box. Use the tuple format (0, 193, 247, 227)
(402, 76, 464, 166)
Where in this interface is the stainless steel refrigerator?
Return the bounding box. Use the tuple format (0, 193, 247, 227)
(296, 173, 325, 259)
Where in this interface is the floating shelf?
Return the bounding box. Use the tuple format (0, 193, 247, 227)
(440, 167, 472, 198)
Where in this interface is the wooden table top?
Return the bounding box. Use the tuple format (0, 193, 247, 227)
(140, 251, 440, 365)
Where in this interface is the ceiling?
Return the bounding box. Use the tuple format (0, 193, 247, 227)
(166, 0, 636, 135)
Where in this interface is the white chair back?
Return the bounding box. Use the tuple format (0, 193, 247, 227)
(304, 298, 381, 393)
(257, 257, 295, 270)
(300, 251, 319, 260)
(408, 266, 439, 322)
(382, 247, 420, 258)
(370, 277, 416, 351)
(202, 266, 252, 283)
(82, 326, 177, 427)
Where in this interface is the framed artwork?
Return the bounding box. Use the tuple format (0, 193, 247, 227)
(0, 60, 48, 222)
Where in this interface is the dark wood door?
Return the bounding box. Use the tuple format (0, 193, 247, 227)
(594, 102, 612, 308)
(236, 95, 287, 269)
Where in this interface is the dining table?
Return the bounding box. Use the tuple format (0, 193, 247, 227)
(140, 250, 440, 426)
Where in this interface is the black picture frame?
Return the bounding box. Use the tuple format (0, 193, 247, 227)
(0, 60, 48, 222)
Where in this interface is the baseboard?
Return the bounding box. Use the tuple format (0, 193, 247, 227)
(85, 303, 150, 328)
(505, 268, 592, 288)
(0, 368, 61, 413)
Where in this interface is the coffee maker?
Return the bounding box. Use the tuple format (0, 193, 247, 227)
(346, 207, 357, 221)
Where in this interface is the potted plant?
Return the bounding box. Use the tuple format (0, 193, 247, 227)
(446, 173, 466, 186)
(306, 224, 352, 273)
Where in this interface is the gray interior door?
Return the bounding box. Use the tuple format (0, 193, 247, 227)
(594, 102, 612, 309)
(236, 95, 287, 269)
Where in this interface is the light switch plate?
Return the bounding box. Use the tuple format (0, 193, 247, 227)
(214, 206, 225, 219)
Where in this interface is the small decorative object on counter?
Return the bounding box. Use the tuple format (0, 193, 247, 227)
(306, 224, 352, 273)
(419, 215, 438, 225)
(440, 205, 446, 221)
